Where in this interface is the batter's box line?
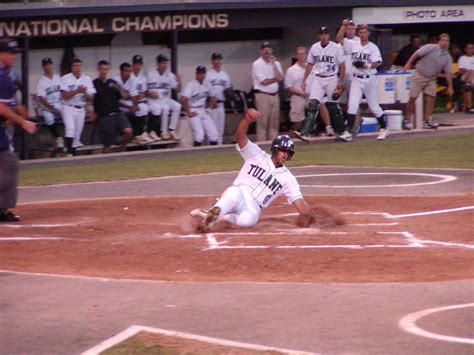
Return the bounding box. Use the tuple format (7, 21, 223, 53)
(341, 205, 474, 219)
(204, 231, 474, 251)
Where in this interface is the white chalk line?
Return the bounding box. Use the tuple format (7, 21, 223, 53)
(297, 172, 457, 188)
(342, 206, 474, 219)
(81, 324, 315, 355)
(399, 303, 474, 344)
(0, 223, 78, 228)
(0, 237, 65, 241)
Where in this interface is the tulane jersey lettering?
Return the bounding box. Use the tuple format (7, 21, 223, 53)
(210, 78, 227, 87)
(314, 54, 335, 63)
(190, 91, 209, 103)
(247, 164, 283, 195)
(45, 85, 60, 96)
(352, 52, 371, 62)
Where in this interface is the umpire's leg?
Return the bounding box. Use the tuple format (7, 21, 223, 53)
(0, 150, 19, 211)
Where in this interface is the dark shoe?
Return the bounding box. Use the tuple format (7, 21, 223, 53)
(423, 120, 439, 129)
(402, 120, 413, 130)
(0, 211, 21, 222)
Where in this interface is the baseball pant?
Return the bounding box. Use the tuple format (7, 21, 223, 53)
(310, 75, 340, 103)
(135, 102, 149, 117)
(255, 93, 280, 141)
(41, 103, 63, 125)
(62, 105, 86, 142)
(348, 76, 384, 117)
(214, 185, 261, 228)
(289, 95, 307, 123)
(211, 102, 226, 144)
(147, 99, 163, 116)
(338, 74, 353, 104)
(161, 98, 182, 133)
(0, 150, 18, 209)
(188, 108, 219, 143)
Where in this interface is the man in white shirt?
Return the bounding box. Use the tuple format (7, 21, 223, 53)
(181, 66, 219, 146)
(35, 57, 63, 148)
(251, 42, 284, 141)
(206, 52, 232, 144)
(190, 109, 314, 233)
(458, 43, 474, 114)
(60, 57, 96, 156)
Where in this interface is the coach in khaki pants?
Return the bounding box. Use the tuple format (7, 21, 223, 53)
(251, 42, 284, 141)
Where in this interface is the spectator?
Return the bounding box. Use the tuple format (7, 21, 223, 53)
(60, 57, 96, 156)
(92, 60, 132, 153)
(0, 38, 37, 222)
(393, 35, 421, 68)
(403, 33, 453, 129)
(147, 54, 181, 141)
(449, 43, 462, 62)
(35, 57, 64, 149)
(251, 42, 284, 141)
(206, 52, 232, 144)
(181, 66, 219, 146)
(130, 55, 154, 144)
(458, 43, 474, 114)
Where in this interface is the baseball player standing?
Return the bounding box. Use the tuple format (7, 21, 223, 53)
(190, 108, 314, 232)
(181, 66, 219, 146)
(147, 54, 181, 140)
(205, 52, 232, 144)
(35, 57, 64, 149)
(0, 38, 37, 222)
(251, 42, 284, 141)
(299, 27, 345, 139)
(60, 57, 96, 155)
(130, 55, 154, 144)
(338, 24, 388, 142)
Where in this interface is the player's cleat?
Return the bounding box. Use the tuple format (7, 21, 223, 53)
(161, 131, 172, 140)
(148, 131, 161, 141)
(402, 120, 413, 130)
(170, 131, 180, 140)
(0, 210, 21, 222)
(325, 125, 335, 137)
(190, 208, 208, 219)
(337, 130, 352, 142)
(133, 134, 151, 145)
(423, 119, 439, 129)
(73, 139, 84, 148)
(56, 137, 64, 149)
(201, 206, 221, 232)
(376, 128, 389, 140)
(292, 130, 310, 142)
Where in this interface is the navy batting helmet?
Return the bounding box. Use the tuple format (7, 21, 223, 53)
(271, 135, 295, 160)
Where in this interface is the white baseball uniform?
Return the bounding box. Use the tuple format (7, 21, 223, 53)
(36, 74, 62, 125)
(214, 140, 303, 227)
(307, 41, 344, 103)
(284, 62, 310, 123)
(147, 69, 181, 133)
(458, 54, 474, 84)
(205, 68, 231, 144)
(60, 73, 96, 143)
(339, 36, 360, 104)
(131, 71, 148, 117)
(181, 79, 218, 143)
(346, 39, 384, 117)
(113, 75, 137, 113)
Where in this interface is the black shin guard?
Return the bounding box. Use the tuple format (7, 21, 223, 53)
(147, 115, 161, 133)
(130, 115, 146, 136)
(301, 99, 320, 135)
(64, 137, 75, 155)
(346, 114, 356, 132)
(326, 102, 345, 134)
(376, 114, 387, 129)
(47, 123, 59, 138)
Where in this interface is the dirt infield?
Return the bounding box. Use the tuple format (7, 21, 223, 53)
(1, 195, 473, 283)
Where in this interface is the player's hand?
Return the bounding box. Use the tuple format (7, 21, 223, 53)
(301, 82, 306, 92)
(77, 85, 86, 93)
(342, 18, 350, 26)
(87, 112, 97, 122)
(131, 104, 139, 113)
(188, 111, 197, 118)
(353, 60, 365, 69)
(21, 120, 37, 135)
(244, 108, 261, 123)
(447, 86, 454, 96)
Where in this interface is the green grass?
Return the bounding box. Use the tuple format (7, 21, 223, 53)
(20, 133, 474, 186)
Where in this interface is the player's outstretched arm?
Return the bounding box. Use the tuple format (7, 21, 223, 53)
(0, 103, 37, 134)
(293, 198, 316, 228)
(235, 109, 261, 149)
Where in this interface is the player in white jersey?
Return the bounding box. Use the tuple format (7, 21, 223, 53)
(181, 66, 219, 146)
(147, 54, 182, 141)
(458, 43, 474, 114)
(35, 57, 64, 148)
(114, 63, 137, 113)
(205, 52, 232, 144)
(190, 108, 314, 232)
(60, 57, 96, 156)
(299, 27, 345, 140)
(130, 55, 154, 144)
(338, 24, 388, 142)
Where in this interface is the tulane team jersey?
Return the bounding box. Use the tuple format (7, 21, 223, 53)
(114, 75, 137, 111)
(181, 79, 213, 108)
(306, 41, 344, 76)
(205, 68, 231, 101)
(60, 73, 96, 106)
(346, 39, 382, 76)
(131, 71, 147, 97)
(146, 70, 178, 100)
(36, 74, 61, 105)
(233, 140, 302, 208)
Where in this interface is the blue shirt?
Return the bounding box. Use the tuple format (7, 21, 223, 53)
(0, 63, 15, 151)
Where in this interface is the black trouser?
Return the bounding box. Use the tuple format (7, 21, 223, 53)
(0, 150, 18, 209)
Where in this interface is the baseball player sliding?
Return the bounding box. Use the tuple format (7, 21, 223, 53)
(298, 26, 345, 140)
(190, 108, 315, 232)
(337, 22, 388, 142)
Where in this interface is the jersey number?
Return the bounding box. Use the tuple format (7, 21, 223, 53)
(326, 64, 336, 72)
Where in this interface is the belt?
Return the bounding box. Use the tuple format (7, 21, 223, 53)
(67, 104, 84, 109)
(191, 105, 205, 109)
(217, 100, 225, 103)
(353, 73, 371, 79)
(254, 90, 278, 96)
(316, 74, 336, 78)
(137, 100, 146, 103)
